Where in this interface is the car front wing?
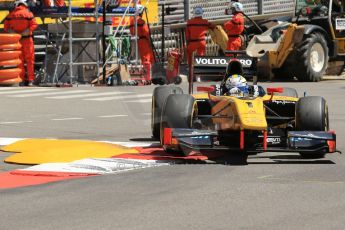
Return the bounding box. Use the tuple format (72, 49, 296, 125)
(163, 128, 337, 154)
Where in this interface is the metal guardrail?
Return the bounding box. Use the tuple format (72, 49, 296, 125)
(150, 11, 295, 63)
(151, 0, 296, 62)
(157, 0, 296, 24)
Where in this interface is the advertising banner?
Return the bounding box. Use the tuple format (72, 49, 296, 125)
(0, 0, 159, 28)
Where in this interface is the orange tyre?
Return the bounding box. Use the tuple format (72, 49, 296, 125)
(0, 34, 21, 45)
(0, 68, 22, 81)
(0, 59, 21, 67)
(0, 51, 21, 62)
(0, 43, 22, 51)
(0, 77, 22, 85)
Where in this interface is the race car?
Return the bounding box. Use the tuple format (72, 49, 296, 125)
(151, 55, 337, 164)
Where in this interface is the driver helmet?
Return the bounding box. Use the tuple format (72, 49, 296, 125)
(226, 59, 244, 76)
(230, 2, 244, 13)
(15, 0, 28, 7)
(225, 74, 248, 96)
(193, 6, 204, 17)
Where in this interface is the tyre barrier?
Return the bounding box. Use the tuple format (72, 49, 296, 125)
(0, 34, 21, 45)
(0, 33, 22, 85)
(0, 68, 22, 80)
(0, 51, 21, 62)
(0, 43, 22, 51)
(0, 59, 21, 67)
(0, 77, 22, 85)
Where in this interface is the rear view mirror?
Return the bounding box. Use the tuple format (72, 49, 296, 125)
(197, 86, 215, 93)
(267, 87, 284, 94)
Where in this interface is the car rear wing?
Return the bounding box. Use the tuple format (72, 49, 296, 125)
(190, 51, 257, 94)
(193, 52, 257, 77)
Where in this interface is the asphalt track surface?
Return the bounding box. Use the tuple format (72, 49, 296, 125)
(0, 79, 345, 230)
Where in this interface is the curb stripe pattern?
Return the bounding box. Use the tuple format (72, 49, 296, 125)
(0, 138, 169, 189)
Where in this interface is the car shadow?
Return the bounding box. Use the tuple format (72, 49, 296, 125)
(130, 137, 158, 142)
(246, 154, 335, 165)
(185, 154, 335, 165)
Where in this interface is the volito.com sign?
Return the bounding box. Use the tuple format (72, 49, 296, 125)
(194, 57, 253, 68)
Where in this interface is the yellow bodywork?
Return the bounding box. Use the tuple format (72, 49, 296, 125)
(211, 96, 267, 131)
(193, 93, 298, 131)
(209, 25, 228, 52)
(246, 23, 306, 79)
(268, 23, 305, 69)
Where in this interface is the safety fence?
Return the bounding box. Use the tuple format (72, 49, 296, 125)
(157, 0, 296, 24)
(151, 0, 296, 63)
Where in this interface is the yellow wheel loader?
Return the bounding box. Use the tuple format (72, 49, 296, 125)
(247, 0, 345, 82)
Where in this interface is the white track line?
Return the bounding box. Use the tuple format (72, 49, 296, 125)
(0, 87, 23, 91)
(0, 88, 56, 95)
(103, 141, 157, 148)
(51, 118, 84, 121)
(85, 93, 152, 101)
(98, 115, 128, 118)
(0, 121, 33, 124)
(10, 90, 95, 97)
(0, 138, 24, 145)
(46, 91, 133, 99)
(125, 98, 152, 103)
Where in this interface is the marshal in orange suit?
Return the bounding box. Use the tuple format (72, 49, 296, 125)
(129, 4, 155, 66)
(4, 0, 38, 86)
(224, 2, 245, 52)
(186, 6, 214, 66)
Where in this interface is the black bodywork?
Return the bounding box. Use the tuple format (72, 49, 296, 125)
(193, 54, 257, 80)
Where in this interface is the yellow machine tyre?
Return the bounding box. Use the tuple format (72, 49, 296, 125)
(151, 86, 183, 139)
(295, 96, 329, 158)
(293, 32, 328, 82)
(160, 94, 195, 155)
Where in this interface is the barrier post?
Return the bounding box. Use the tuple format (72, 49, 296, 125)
(258, 0, 263, 15)
(184, 0, 190, 21)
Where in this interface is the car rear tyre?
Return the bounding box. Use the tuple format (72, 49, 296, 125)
(293, 32, 328, 82)
(160, 94, 196, 155)
(151, 86, 183, 139)
(296, 96, 329, 158)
